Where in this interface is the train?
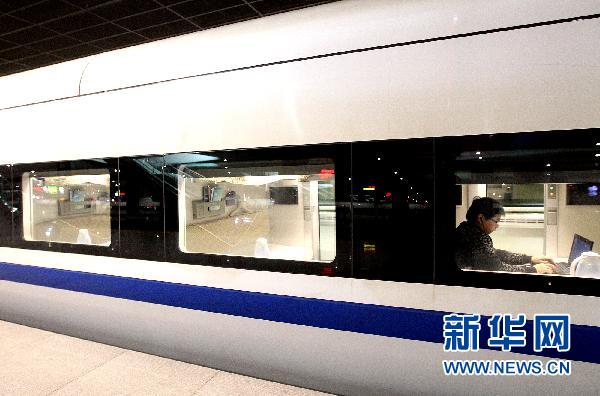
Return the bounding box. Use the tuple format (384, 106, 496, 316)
(1, 0, 600, 394)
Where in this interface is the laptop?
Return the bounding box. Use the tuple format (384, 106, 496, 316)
(555, 234, 594, 275)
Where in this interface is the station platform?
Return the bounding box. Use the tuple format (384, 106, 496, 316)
(0, 320, 328, 395)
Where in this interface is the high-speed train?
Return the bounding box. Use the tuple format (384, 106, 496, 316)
(1, 0, 600, 394)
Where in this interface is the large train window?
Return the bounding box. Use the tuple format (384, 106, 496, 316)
(449, 129, 600, 280)
(175, 154, 336, 262)
(21, 169, 111, 246)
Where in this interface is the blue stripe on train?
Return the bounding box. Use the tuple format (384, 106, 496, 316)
(1, 261, 599, 364)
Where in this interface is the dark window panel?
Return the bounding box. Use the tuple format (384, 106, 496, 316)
(0, 165, 12, 246)
(117, 156, 165, 261)
(351, 138, 435, 283)
(170, 0, 242, 18)
(12, 0, 79, 24)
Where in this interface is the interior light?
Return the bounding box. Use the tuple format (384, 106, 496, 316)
(478, 156, 483, 160)
(546, 163, 551, 167)
(394, 171, 398, 175)
(476, 151, 481, 155)
(595, 154, 600, 157)
(377, 157, 381, 161)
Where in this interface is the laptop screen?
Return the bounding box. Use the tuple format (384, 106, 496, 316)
(568, 234, 594, 264)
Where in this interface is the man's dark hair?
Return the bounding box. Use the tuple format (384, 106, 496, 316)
(466, 197, 505, 223)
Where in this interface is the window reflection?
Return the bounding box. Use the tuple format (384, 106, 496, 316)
(178, 162, 336, 262)
(22, 171, 111, 246)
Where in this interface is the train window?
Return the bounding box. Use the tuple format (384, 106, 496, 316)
(351, 138, 434, 283)
(177, 157, 336, 262)
(452, 130, 600, 278)
(21, 169, 111, 246)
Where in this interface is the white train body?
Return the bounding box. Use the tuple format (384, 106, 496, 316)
(1, 1, 600, 394)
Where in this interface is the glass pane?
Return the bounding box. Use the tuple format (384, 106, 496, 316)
(0, 165, 12, 245)
(118, 156, 165, 260)
(22, 169, 111, 246)
(351, 138, 434, 282)
(178, 157, 336, 262)
(453, 130, 600, 277)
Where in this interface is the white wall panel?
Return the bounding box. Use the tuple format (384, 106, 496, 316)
(1, 19, 599, 164)
(0, 281, 598, 395)
(1, 0, 600, 110)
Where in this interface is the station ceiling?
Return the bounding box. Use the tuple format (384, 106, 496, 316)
(0, 0, 337, 78)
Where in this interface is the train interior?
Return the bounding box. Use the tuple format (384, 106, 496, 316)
(177, 164, 336, 262)
(456, 183, 600, 270)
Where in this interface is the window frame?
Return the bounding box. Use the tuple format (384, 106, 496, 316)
(163, 143, 353, 277)
(434, 129, 600, 297)
(11, 159, 120, 257)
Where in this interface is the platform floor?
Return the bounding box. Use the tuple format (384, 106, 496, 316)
(0, 320, 329, 396)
